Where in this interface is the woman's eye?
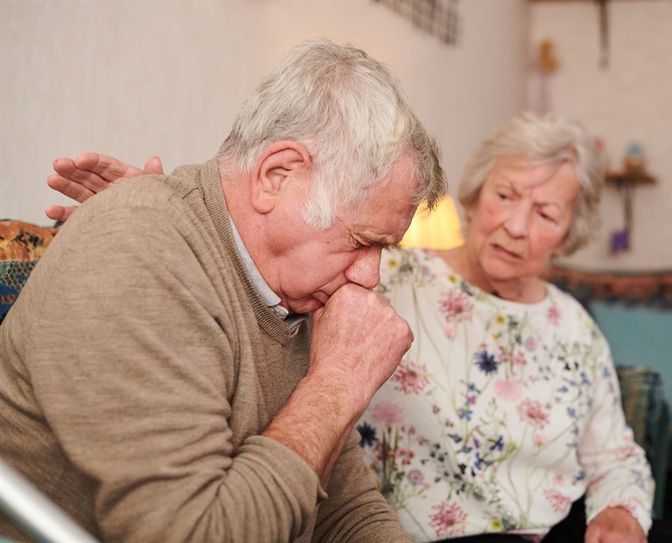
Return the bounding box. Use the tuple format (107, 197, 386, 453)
(538, 210, 556, 222)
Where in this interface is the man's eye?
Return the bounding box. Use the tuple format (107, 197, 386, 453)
(497, 192, 510, 200)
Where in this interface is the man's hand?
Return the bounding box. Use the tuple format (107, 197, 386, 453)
(309, 284, 413, 412)
(264, 283, 413, 482)
(585, 506, 647, 543)
(45, 153, 164, 222)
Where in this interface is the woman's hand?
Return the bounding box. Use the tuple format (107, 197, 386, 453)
(585, 506, 647, 543)
(45, 153, 164, 222)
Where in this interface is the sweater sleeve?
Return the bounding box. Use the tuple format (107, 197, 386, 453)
(578, 329, 654, 534)
(311, 429, 412, 542)
(28, 207, 322, 542)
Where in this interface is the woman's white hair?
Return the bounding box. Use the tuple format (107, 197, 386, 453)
(218, 38, 446, 228)
(458, 111, 604, 255)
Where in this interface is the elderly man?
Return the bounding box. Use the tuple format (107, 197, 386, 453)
(0, 39, 445, 542)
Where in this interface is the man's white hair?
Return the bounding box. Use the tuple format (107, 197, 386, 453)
(218, 38, 446, 228)
(459, 112, 604, 255)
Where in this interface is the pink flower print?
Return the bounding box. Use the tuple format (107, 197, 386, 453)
(496, 344, 513, 366)
(517, 399, 550, 430)
(543, 488, 571, 513)
(392, 360, 430, 395)
(534, 433, 547, 448)
(372, 402, 404, 427)
(524, 336, 537, 351)
(439, 290, 474, 324)
(408, 469, 424, 486)
(512, 351, 527, 367)
(430, 501, 467, 538)
(494, 378, 522, 402)
(547, 304, 561, 325)
(398, 448, 415, 466)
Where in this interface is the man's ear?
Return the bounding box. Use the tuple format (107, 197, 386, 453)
(251, 141, 312, 214)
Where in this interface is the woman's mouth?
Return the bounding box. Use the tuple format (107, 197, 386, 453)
(491, 243, 522, 260)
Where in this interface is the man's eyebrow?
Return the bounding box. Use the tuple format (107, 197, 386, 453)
(359, 234, 397, 249)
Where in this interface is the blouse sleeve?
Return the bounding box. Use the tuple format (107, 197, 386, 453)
(578, 325, 654, 534)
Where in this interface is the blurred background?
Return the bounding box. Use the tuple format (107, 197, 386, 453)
(2, 0, 670, 271)
(0, 0, 524, 233)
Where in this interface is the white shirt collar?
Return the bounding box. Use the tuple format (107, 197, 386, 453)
(228, 217, 291, 320)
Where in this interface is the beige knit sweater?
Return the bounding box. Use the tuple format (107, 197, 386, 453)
(0, 159, 410, 542)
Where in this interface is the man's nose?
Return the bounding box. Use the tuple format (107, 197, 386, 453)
(503, 204, 530, 238)
(345, 246, 382, 289)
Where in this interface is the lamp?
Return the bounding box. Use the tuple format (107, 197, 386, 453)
(400, 196, 464, 250)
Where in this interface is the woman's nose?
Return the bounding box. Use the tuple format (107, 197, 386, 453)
(503, 205, 529, 238)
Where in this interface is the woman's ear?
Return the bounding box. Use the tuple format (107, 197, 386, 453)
(463, 198, 476, 223)
(251, 141, 312, 214)
(551, 238, 569, 258)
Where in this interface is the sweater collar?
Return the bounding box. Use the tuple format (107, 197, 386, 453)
(197, 158, 305, 345)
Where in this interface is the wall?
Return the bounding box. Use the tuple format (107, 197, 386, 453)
(529, 0, 672, 271)
(0, 0, 528, 225)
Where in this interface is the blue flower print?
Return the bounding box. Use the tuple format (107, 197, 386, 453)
(475, 350, 498, 374)
(357, 422, 377, 447)
(458, 408, 473, 421)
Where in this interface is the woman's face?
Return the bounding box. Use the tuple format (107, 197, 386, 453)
(464, 157, 581, 287)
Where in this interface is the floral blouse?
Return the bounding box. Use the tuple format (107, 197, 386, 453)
(358, 248, 653, 541)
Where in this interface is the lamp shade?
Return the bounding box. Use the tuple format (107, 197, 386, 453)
(400, 196, 463, 250)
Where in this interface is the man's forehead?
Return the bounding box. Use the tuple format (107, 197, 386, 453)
(352, 201, 419, 244)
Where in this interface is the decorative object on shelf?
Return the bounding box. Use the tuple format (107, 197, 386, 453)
(400, 196, 463, 250)
(530, 0, 610, 69)
(372, 0, 460, 45)
(535, 39, 559, 114)
(606, 141, 656, 254)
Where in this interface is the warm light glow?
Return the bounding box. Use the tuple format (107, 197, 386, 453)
(400, 196, 464, 250)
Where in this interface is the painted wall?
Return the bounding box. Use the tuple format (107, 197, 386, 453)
(0, 0, 528, 225)
(529, 0, 672, 271)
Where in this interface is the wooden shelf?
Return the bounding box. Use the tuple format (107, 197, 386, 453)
(606, 169, 656, 186)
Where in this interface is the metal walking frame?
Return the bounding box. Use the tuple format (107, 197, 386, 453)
(0, 458, 98, 543)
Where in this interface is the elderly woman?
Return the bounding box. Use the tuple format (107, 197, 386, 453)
(45, 113, 659, 543)
(357, 113, 655, 543)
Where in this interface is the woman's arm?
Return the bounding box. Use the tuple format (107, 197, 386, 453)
(46, 153, 163, 221)
(579, 329, 653, 542)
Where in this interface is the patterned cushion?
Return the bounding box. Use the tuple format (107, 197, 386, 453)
(0, 220, 58, 324)
(617, 366, 667, 460)
(616, 364, 670, 518)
